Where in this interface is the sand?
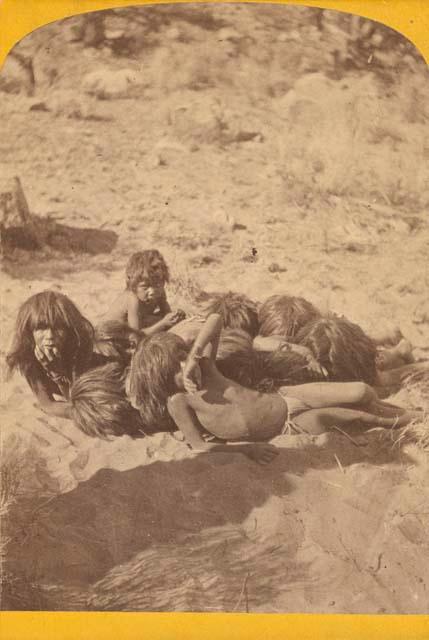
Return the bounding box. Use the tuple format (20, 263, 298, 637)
(1, 4, 428, 613)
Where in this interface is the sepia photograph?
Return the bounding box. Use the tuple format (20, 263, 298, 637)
(1, 2, 428, 616)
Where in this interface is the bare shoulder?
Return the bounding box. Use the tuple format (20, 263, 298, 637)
(122, 290, 138, 308)
(105, 290, 130, 319)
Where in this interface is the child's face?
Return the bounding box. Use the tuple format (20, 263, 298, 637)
(33, 326, 67, 356)
(128, 332, 140, 352)
(135, 275, 165, 304)
(120, 331, 140, 358)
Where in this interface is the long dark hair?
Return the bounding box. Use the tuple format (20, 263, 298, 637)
(128, 332, 188, 432)
(6, 290, 94, 380)
(295, 315, 377, 384)
(70, 362, 144, 439)
(125, 250, 170, 291)
(204, 291, 260, 338)
(215, 329, 325, 391)
(215, 328, 259, 388)
(258, 294, 321, 340)
(94, 320, 141, 364)
(253, 348, 325, 392)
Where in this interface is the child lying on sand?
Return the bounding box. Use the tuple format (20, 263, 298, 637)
(129, 314, 421, 464)
(170, 291, 325, 376)
(104, 250, 185, 335)
(255, 294, 428, 392)
(6, 291, 102, 419)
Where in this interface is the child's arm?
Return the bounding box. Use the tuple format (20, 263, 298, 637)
(182, 314, 223, 392)
(30, 379, 72, 419)
(127, 295, 179, 335)
(189, 313, 222, 361)
(253, 335, 328, 377)
(131, 291, 185, 336)
(142, 310, 185, 337)
(127, 294, 142, 332)
(167, 393, 278, 464)
(253, 335, 287, 351)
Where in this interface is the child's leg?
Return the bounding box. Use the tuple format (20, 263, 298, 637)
(280, 381, 376, 409)
(366, 398, 424, 423)
(293, 407, 404, 436)
(376, 339, 413, 370)
(377, 361, 429, 388)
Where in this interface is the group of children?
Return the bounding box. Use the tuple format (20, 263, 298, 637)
(7, 249, 427, 463)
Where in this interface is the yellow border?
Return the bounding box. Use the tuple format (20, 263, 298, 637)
(0, 0, 429, 66)
(1, 0, 428, 638)
(1, 612, 429, 639)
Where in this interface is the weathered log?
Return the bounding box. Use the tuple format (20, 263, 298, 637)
(0, 176, 41, 253)
(0, 176, 118, 257)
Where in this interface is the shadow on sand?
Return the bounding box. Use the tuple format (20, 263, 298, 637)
(3, 429, 413, 611)
(2, 217, 118, 278)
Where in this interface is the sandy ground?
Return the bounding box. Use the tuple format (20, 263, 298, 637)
(1, 4, 429, 612)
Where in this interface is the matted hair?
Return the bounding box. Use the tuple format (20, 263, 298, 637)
(258, 294, 320, 340)
(128, 332, 188, 432)
(253, 348, 325, 392)
(215, 329, 324, 391)
(125, 250, 170, 291)
(6, 290, 94, 379)
(70, 362, 144, 439)
(295, 315, 377, 385)
(204, 292, 260, 338)
(94, 320, 141, 363)
(216, 328, 259, 389)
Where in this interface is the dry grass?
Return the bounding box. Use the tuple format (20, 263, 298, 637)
(0, 437, 22, 528)
(276, 73, 429, 211)
(394, 413, 429, 452)
(0, 437, 50, 610)
(394, 370, 429, 451)
(1, 437, 23, 607)
(168, 269, 206, 311)
(1, 3, 428, 614)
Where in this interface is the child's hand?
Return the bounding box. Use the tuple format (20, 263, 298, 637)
(174, 309, 186, 322)
(305, 354, 328, 378)
(163, 309, 186, 328)
(280, 343, 328, 378)
(34, 344, 61, 369)
(182, 357, 202, 393)
(244, 443, 279, 465)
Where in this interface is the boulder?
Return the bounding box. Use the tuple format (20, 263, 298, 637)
(83, 68, 140, 99)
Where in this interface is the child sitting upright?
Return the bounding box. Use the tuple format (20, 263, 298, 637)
(104, 250, 185, 336)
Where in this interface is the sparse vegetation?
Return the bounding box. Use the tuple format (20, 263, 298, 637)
(1, 3, 428, 615)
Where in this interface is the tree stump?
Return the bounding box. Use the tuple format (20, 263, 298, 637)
(82, 13, 105, 48)
(0, 176, 41, 254)
(0, 176, 118, 259)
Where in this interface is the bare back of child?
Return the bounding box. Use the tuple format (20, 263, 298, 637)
(178, 357, 287, 442)
(167, 315, 421, 458)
